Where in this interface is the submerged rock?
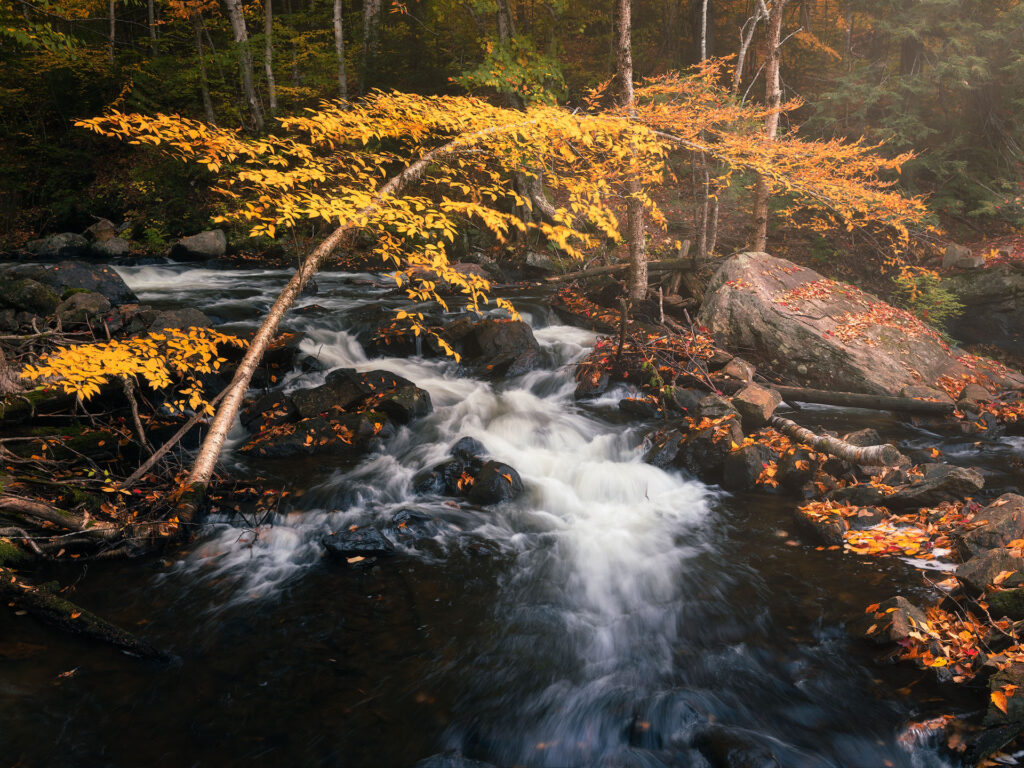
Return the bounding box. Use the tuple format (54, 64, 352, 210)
(323, 526, 394, 559)
(698, 252, 1024, 395)
(467, 461, 525, 504)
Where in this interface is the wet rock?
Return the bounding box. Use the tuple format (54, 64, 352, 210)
(987, 587, 1024, 621)
(984, 663, 1024, 726)
(54, 291, 110, 324)
(698, 252, 1024, 394)
(169, 229, 227, 261)
(619, 397, 660, 419)
(128, 307, 213, 332)
(693, 726, 779, 768)
(959, 383, 994, 405)
(843, 428, 881, 447)
(442, 317, 542, 379)
(4, 261, 137, 305)
(451, 436, 487, 461)
(958, 494, 1024, 558)
(292, 369, 431, 424)
(732, 384, 781, 430)
(412, 459, 469, 496)
(900, 385, 953, 404)
(467, 461, 525, 505)
(957, 548, 1024, 594)
(0, 277, 60, 316)
(240, 412, 394, 458)
(323, 525, 394, 559)
(777, 447, 817, 494)
(697, 393, 739, 421)
(854, 595, 931, 646)
(643, 427, 686, 469)
(720, 356, 755, 382)
(667, 387, 703, 416)
(524, 251, 559, 274)
(574, 368, 609, 399)
(884, 464, 984, 509)
(722, 443, 776, 493)
(676, 419, 745, 483)
(385, 508, 458, 549)
(250, 331, 305, 389)
(26, 232, 89, 260)
(240, 391, 297, 432)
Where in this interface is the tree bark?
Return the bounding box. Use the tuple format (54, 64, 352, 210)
(0, 348, 22, 396)
(361, 0, 382, 93)
(147, 0, 157, 57)
(752, 0, 786, 252)
(714, 379, 956, 415)
(108, 0, 116, 65)
(223, 0, 265, 132)
(700, 0, 709, 61)
(194, 14, 218, 124)
(333, 0, 348, 100)
(769, 416, 906, 466)
(615, 0, 647, 301)
(264, 0, 277, 113)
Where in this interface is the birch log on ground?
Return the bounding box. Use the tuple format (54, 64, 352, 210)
(769, 416, 906, 466)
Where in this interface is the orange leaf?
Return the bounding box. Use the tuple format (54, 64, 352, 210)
(992, 690, 1009, 714)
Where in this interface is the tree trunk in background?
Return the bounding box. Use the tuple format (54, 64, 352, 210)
(496, 0, 516, 42)
(224, 0, 265, 132)
(0, 349, 22, 396)
(264, 0, 277, 113)
(193, 15, 218, 124)
(361, 0, 382, 93)
(700, 0, 708, 60)
(147, 0, 157, 57)
(108, 0, 115, 65)
(615, 0, 647, 301)
(333, 0, 348, 99)
(752, 0, 785, 252)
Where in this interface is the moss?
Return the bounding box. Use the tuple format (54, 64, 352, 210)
(0, 538, 29, 566)
(60, 287, 92, 300)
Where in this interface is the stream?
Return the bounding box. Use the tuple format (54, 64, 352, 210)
(3, 263, 1011, 767)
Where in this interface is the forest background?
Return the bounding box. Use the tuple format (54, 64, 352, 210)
(2, 0, 1023, 273)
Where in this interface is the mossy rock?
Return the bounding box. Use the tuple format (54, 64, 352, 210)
(0, 538, 29, 566)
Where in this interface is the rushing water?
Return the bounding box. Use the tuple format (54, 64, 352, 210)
(0, 263, 985, 767)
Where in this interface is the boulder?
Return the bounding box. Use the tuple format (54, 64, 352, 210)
(958, 494, 1024, 558)
(0, 277, 59, 316)
(722, 443, 776, 492)
(89, 237, 131, 259)
(675, 419, 745, 483)
(644, 426, 687, 469)
(441, 317, 542, 378)
(240, 391, 297, 432)
(697, 393, 739, 421)
(987, 587, 1024, 621)
(413, 459, 471, 496)
(854, 596, 931, 646)
(169, 230, 227, 261)
(4, 261, 137, 305)
(467, 460, 524, 504)
(945, 265, 1024, 353)
(54, 291, 111, 324)
(128, 307, 213, 332)
(957, 548, 1024, 594)
(884, 464, 984, 509)
(984, 663, 1024, 726)
(667, 387, 703, 416)
(524, 251, 559, 274)
(240, 412, 394, 458)
(900, 385, 952, 403)
(26, 232, 89, 260)
(732, 384, 782, 430)
(698, 252, 1024, 395)
(943, 243, 984, 270)
(959, 383, 994, 406)
(619, 397, 660, 419)
(451, 436, 487, 461)
(292, 369, 431, 424)
(84, 218, 117, 242)
(720, 356, 755, 382)
(323, 525, 394, 559)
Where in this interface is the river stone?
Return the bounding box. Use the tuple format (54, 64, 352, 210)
(441, 317, 542, 379)
(574, 368, 609, 399)
(900, 385, 953, 403)
(945, 265, 1024, 353)
(732, 384, 782, 430)
(644, 427, 686, 469)
(854, 595, 931, 646)
(240, 391, 297, 432)
(619, 397, 660, 419)
(959, 494, 1024, 558)
(292, 369, 431, 424)
(843, 428, 881, 447)
(984, 663, 1024, 726)
(0, 277, 60, 316)
(169, 229, 227, 261)
(26, 232, 89, 260)
(239, 412, 394, 458)
(884, 464, 984, 509)
(89, 236, 131, 259)
(468, 461, 525, 504)
(323, 526, 394, 559)
(720, 356, 755, 382)
(84, 218, 117, 241)
(986, 587, 1024, 621)
(959, 382, 994, 405)
(412, 458, 470, 496)
(697, 393, 739, 421)
(722, 443, 776, 493)
(698, 252, 1024, 395)
(957, 548, 1024, 594)
(668, 387, 703, 416)
(676, 419, 745, 483)
(55, 291, 110, 324)
(130, 307, 213, 332)
(451, 436, 487, 461)
(4, 261, 137, 305)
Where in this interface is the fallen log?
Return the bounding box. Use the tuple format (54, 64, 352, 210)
(0, 494, 118, 540)
(714, 379, 955, 415)
(0, 567, 172, 660)
(544, 257, 698, 283)
(769, 416, 907, 466)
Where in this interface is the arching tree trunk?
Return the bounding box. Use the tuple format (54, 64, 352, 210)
(752, 0, 786, 252)
(615, 0, 647, 301)
(193, 14, 217, 124)
(223, 0, 265, 132)
(333, 0, 348, 99)
(264, 0, 277, 113)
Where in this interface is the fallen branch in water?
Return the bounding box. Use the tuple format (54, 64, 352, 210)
(544, 256, 700, 283)
(769, 416, 906, 466)
(714, 379, 955, 415)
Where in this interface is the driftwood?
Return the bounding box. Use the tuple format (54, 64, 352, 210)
(769, 416, 906, 466)
(544, 257, 698, 283)
(0, 567, 171, 660)
(714, 379, 955, 415)
(0, 494, 118, 540)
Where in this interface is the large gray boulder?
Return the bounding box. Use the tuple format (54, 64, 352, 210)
(944, 265, 1024, 353)
(3, 261, 137, 306)
(698, 252, 1024, 395)
(25, 232, 89, 260)
(169, 230, 227, 261)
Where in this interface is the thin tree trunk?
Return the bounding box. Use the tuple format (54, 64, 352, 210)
(333, 0, 348, 99)
(186, 120, 534, 490)
(147, 0, 157, 57)
(615, 0, 647, 301)
(700, 0, 708, 61)
(361, 0, 382, 93)
(194, 15, 217, 124)
(752, 0, 786, 252)
(264, 0, 277, 113)
(223, 0, 265, 132)
(496, 0, 516, 42)
(108, 0, 116, 65)
(0, 348, 22, 396)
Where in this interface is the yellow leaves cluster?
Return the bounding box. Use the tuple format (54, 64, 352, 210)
(20, 328, 246, 414)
